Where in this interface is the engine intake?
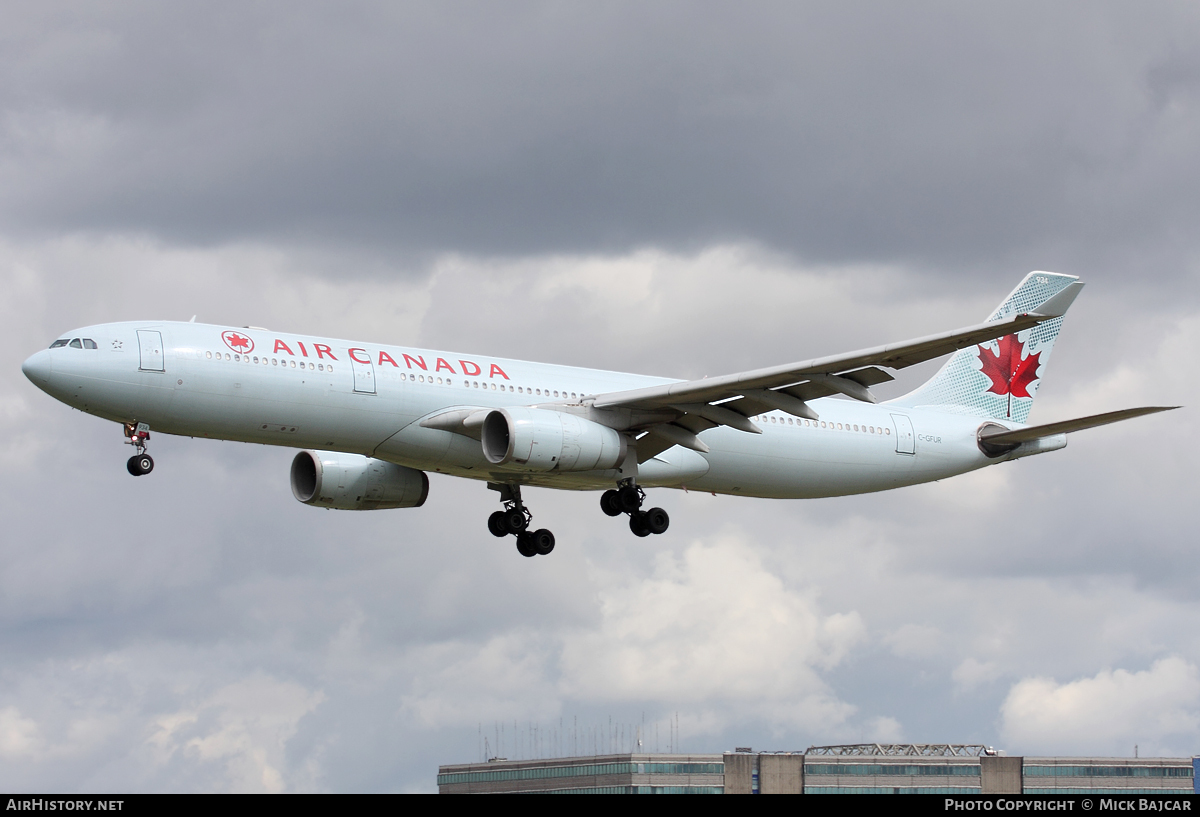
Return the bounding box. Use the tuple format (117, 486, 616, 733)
(481, 407, 626, 472)
(290, 450, 429, 510)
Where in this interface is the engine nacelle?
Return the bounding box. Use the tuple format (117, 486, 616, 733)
(481, 407, 627, 472)
(290, 450, 429, 510)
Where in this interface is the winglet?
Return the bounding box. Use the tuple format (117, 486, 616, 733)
(1029, 280, 1085, 318)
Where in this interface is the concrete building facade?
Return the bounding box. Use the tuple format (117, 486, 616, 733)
(437, 745, 1196, 794)
(437, 754, 724, 794)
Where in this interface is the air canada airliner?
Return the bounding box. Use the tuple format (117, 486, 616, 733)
(21, 272, 1176, 557)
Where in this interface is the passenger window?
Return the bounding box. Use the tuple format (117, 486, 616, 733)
(49, 339, 69, 348)
(69, 339, 82, 349)
(83, 339, 97, 349)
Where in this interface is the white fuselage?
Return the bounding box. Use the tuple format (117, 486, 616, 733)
(23, 321, 1020, 499)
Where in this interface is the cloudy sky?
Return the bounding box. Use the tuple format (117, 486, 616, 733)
(2, 1, 1198, 792)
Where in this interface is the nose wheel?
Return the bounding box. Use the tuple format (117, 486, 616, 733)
(127, 454, 154, 476)
(602, 481, 669, 538)
(123, 422, 154, 477)
(488, 483, 556, 557)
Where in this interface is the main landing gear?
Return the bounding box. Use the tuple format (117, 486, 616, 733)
(124, 421, 154, 477)
(488, 483, 555, 558)
(600, 480, 669, 538)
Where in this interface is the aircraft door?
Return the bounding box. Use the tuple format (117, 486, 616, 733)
(891, 414, 915, 455)
(350, 353, 376, 395)
(137, 330, 165, 372)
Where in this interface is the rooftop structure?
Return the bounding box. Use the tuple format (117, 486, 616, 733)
(805, 743, 993, 757)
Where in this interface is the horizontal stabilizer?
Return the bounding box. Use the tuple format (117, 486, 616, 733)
(978, 406, 1180, 446)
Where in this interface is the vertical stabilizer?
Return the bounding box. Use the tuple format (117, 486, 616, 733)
(891, 272, 1080, 423)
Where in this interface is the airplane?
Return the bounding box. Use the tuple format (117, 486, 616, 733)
(21, 271, 1177, 558)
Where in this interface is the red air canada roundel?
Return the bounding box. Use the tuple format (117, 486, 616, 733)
(222, 331, 254, 354)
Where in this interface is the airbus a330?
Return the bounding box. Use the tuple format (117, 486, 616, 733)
(21, 272, 1175, 557)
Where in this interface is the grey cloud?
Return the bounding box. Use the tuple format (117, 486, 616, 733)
(4, 2, 1200, 285)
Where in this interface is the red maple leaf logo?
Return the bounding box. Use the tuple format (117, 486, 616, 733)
(978, 334, 1040, 417)
(222, 331, 254, 354)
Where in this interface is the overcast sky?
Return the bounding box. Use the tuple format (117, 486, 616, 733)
(2, 1, 1198, 792)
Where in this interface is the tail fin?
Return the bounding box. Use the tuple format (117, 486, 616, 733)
(893, 271, 1081, 423)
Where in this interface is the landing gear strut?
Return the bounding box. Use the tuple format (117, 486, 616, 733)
(488, 483, 555, 557)
(601, 479, 669, 538)
(124, 422, 154, 477)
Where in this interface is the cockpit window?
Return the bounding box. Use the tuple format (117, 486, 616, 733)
(83, 339, 97, 349)
(49, 339, 69, 348)
(69, 338, 83, 349)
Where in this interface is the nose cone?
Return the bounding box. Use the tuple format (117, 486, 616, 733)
(22, 349, 52, 386)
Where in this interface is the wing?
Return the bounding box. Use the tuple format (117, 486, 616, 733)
(588, 282, 1084, 461)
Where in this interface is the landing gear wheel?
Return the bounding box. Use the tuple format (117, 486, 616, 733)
(644, 507, 670, 535)
(629, 512, 651, 538)
(516, 532, 538, 557)
(127, 454, 154, 476)
(600, 490, 622, 517)
(503, 508, 529, 534)
(488, 511, 509, 538)
(617, 485, 643, 514)
(531, 529, 556, 555)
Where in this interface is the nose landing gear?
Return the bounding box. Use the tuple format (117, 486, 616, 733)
(488, 483, 556, 557)
(124, 422, 154, 476)
(601, 480, 669, 538)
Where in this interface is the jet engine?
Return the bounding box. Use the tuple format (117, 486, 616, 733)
(481, 407, 626, 472)
(290, 450, 429, 510)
